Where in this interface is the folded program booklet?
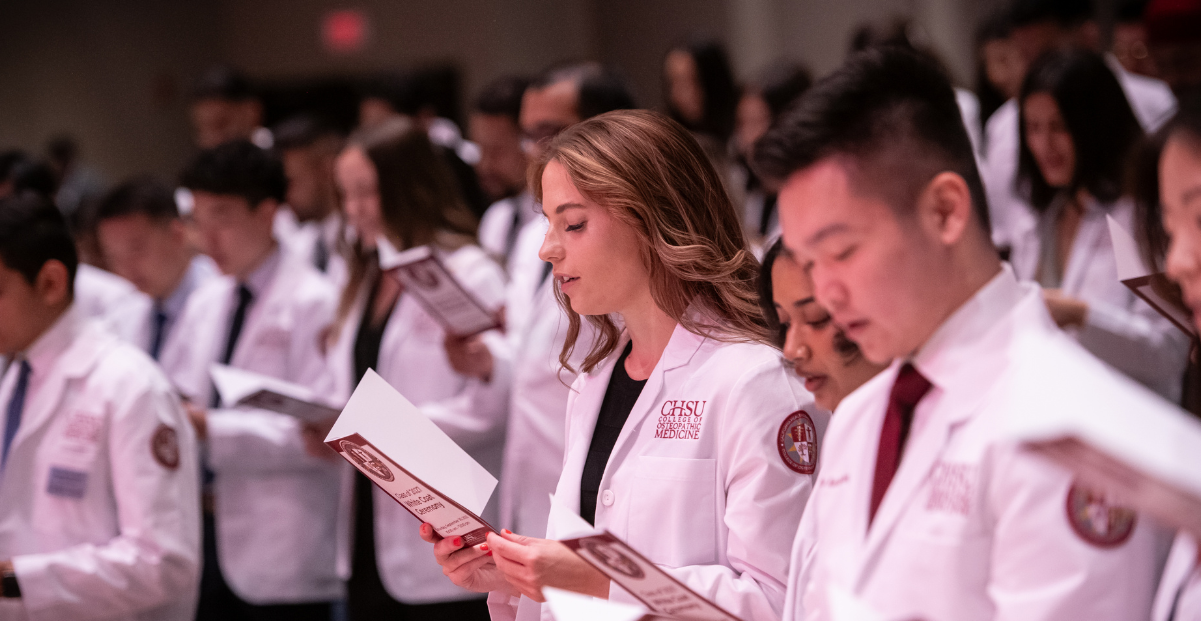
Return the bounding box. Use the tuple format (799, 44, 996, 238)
(376, 237, 502, 337)
(209, 364, 340, 423)
(325, 369, 498, 546)
(1107, 215, 1196, 336)
(559, 531, 743, 621)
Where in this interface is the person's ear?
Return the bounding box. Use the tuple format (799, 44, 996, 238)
(917, 172, 973, 247)
(34, 260, 71, 308)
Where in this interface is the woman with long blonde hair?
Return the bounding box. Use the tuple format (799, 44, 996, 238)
(423, 109, 827, 621)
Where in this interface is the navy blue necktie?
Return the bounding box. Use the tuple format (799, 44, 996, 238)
(2, 359, 32, 469)
(149, 304, 168, 361)
(211, 285, 253, 408)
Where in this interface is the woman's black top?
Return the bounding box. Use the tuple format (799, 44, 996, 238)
(579, 341, 647, 525)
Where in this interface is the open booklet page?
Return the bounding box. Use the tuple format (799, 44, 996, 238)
(1106, 215, 1196, 336)
(325, 369, 498, 545)
(376, 236, 501, 337)
(209, 363, 340, 423)
(1004, 329, 1201, 536)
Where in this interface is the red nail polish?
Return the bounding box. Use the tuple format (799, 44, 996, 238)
(480, 543, 490, 552)
(487, 551, 493, 556)
(453, 537, 463, 547)
(502, 529, 512, 535)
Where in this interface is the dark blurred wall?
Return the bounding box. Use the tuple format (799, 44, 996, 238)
(0, 0, 221, 181)
(0, 0, 993, 182)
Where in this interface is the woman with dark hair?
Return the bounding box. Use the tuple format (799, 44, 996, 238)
(734, 61, 813, 242)
(1012, 48, 1189, 399)
(423, 110, 825, 621)
(757, 239, 885, 412)
(323, 117, 506, 621)
(663, 37, 738, 144)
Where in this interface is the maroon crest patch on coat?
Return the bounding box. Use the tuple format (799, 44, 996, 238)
(778, 410, 818, 475)
(150, 425, 180, 470)
(1065, 482, 1137, 547)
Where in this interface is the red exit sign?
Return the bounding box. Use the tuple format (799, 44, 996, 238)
(322, 9, 369, 54)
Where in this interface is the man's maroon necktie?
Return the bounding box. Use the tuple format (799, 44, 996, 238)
(869, 363, 932, 525)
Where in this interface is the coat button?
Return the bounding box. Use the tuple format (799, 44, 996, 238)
(601, 489, 614, 506)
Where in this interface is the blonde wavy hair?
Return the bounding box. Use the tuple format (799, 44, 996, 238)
(531, 109, 771, 374)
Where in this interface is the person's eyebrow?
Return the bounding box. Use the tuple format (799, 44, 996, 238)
(540, 202, 586, 218)
(806, 223, 851, 246)
(793, 296, 816, 308)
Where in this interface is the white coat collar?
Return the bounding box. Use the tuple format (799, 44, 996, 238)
(8, 304, 116, 456)
(859, 265, 1035, 570)
(240, 244, 283, 299)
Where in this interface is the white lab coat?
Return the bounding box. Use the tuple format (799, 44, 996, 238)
(784, 266, 1173, 621)
(979, 63, 1176, 252)
(0, 306, 200, 621)
(106, 256, 219, 372)
(478, 192, 537, 277)
(493, 323, 827, 621)
(1009, 196, 1190, 400)
(74, 264, 141, 324)
(1153, 532, 1201, 621)
(329, 243, 506, 604)
(492, 217, 594, 539)
(169, 250, 343, 604)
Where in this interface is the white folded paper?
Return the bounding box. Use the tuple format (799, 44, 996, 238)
(1106, 215, 1195, 336)
(209, 363, 339, 423)
(1005, 330, 1201, 537)
(543, 587, 659, 621)
(325, 369, 498, 545)
(376, 236, 501, 337)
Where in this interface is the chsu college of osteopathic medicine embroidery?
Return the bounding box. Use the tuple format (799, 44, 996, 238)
(655, 400, 707, 439)
(778, 410, 818, 475)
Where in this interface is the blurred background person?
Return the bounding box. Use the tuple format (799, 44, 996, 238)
(1145, 0, 1201, 97)
(1011, 48, 1189, 399)
(271, 114, 347, 284)
(1112, 0, 1158, 78)
(45, 134, 105, 220)
(172, 141, 341, 621)
(470, 75, 535, 273)
(0, 192, 200, 621)
(190, 66, 272, 150)
(733, 60, 812, 245)
(93, 177, 217, 365)
(324, 116, 504, 621)
(982, 0, 1177, 255)
(975, 10, 1025, 145)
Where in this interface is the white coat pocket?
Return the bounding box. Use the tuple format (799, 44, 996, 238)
(628, 456, 717, 568)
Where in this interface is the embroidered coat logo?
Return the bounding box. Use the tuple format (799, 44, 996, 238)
(1066, 482, 1137, 547)
(654, 400, 707, 439)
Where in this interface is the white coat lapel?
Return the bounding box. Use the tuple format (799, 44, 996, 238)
(230, 256, 298, 372)
(10, 324, 112, 455)
(555, 350, 622, 514)
(1061, 206, 1106, 296)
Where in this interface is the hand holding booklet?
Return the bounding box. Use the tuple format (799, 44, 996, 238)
(547, 495, 743, 621)
(325, 369, 498, 546)
(376, 236, 502, 337)
(209, 364, 340, 423)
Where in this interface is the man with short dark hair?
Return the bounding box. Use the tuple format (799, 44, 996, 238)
(0, 192, 200, 620)
(191, 66, 271, 150)
(472, 75, 534, 271)
(755, 48, 1171, 621)
(271, 115, 346, 282)
(172, 141, 340, 621)
(94, 177, 217, 364)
